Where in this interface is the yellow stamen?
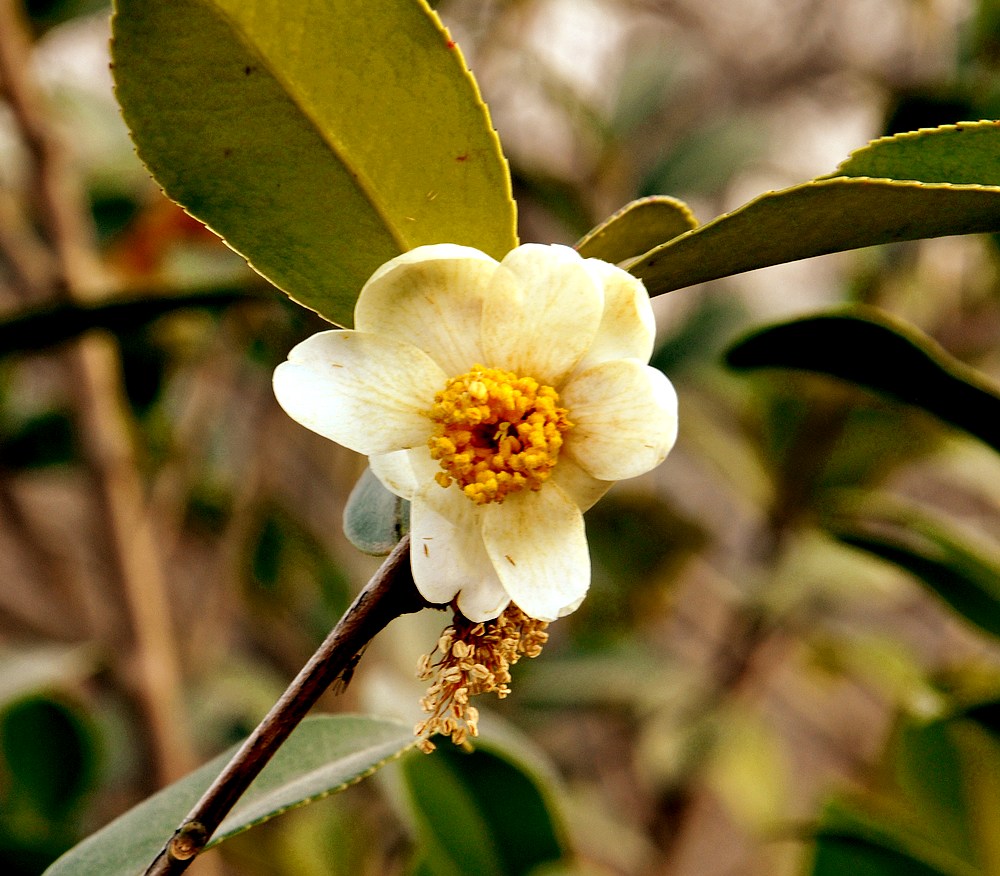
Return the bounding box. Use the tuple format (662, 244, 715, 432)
(426, 365, 572, 504)
(415, 605, 549, 752)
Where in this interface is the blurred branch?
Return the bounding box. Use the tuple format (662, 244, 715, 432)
(144, 534, 429, 876)
(0, 190, 57, 303)
(0, 286, 269, 356)
(0, 470, 95, 639)
(0, 0, 193, 785)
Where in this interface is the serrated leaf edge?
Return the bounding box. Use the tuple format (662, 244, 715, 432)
(111, 0, 517, 313)
(210, 733, 418, 846)
(824, 119, 1000, 179)
(625, 175, 1000, 277)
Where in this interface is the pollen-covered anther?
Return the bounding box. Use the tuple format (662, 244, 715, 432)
(427, 365, 573, 504)
(415, 605, 549, 751)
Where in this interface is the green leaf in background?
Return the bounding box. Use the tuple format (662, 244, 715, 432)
(111, 0, 517, 328)
(0, 694, 101, 872)
(809, 703, 1000, 876)
(725, 308, 1000, 453)
(44, 715, 415, 876)
(892, 718, 976, 864)
(245, 503, 352, 640)
(399, 737, 567, 876)
(575, 196, 697, 263)
(810, 801, 976, 876)
(823, 493, 1000, 641)
(0, 410, 76, 470)
(624, 121, 1000, 297)
(343, 466, 410, 556)
(1, 696, 98, 822)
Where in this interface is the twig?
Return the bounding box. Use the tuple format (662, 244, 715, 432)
(144, 535, 429, 875)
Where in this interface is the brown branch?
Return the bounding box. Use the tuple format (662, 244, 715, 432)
(144, 535, 429, 876)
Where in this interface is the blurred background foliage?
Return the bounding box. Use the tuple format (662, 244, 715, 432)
(3, 0, 1000, 873)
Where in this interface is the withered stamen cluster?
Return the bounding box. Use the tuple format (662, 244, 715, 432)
(415, 604, 549, 752)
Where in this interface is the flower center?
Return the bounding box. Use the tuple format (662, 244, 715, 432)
(426, 364, 573, 505)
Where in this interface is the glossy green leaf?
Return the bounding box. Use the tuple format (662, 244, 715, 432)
(343, 466, 409, 556)
(44, 715, 415, 876)
(111, 0, 517, 328)
(725, 308, 1000, 453)
(575, 196, 697, 263)
(625, 122, 1000, 296)
(399, 737, 567, 876)
(824, 494, 1000, 640)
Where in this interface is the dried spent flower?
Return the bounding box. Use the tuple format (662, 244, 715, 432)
(414, 603, 549, 752)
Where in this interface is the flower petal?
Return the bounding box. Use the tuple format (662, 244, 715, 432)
(481, 483, 589, 622)
(410, 483, 508, 620)
(456, 575, 511, 624)
(573, 260, 656, 372)
(368, 448, 438, 501)
(482, 244, 604, 386)
(355, 244, 497, 376)
(551, 455, 614, 512)
(562, 359, 678, 481)
(273, 330, 445, 456)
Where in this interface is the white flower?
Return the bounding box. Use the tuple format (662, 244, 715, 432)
(273, 243, 678, 623)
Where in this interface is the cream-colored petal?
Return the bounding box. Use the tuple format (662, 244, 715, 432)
(482, 244, 604, 386)
(355, 244, 497, 376)
(368, 448, 437, 501)
(410, 483, 507, 619)
(562, 359, 678, 481)
(273, 330, 445, 456)
(573, 260, 656, 372)
(456, 575, 511, 624)
(481, 483, 590, 622)
(551, 455, 614, 513)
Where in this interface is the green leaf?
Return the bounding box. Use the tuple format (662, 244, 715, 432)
(809, 704, 1000, 876)
(343, 466, 409, 556)
(809, 798, 980, 876)
(892, 718, 975, 863)
(0, 690, 101, 872)
(111, 0, 518, 328)
(0, 288, 260, 357)
(1, 695, 99, 822)
(625, 121, 1000, 297)
(44, 715, 415, 876)
(575, 196, 697, 263)
(828, 121, 1000, 185)
(725, 308, 1000, 453)
(824, 493, 1000, 640)
(811, 834, 967, 876)
(0, 411, 76, 470)
(399, 737, 567, 876)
